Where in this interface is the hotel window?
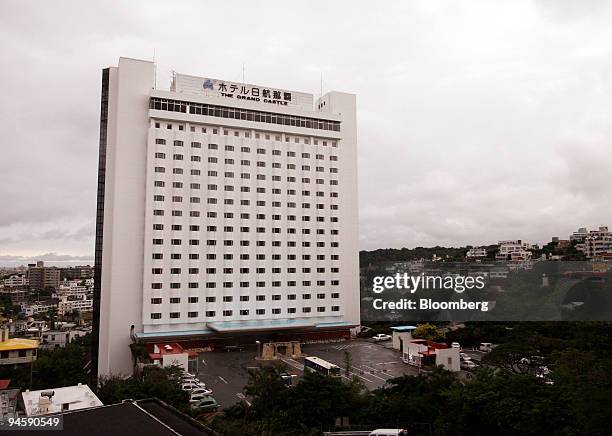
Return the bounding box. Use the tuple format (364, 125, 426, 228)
(174, 140, 183, 147)
(151, 298, 162, 304)
(154, 167, 165, 173)
(223, 310, 233, 316)
(151, 313, 162, 319)
(170, 297, 180, 304)
(256, 309, 265, 315)
(288, 308, 296, 314)
(302, 307, 311, 313)
(152, 283, 162, 289)
(208, 143, 218, 150)
(332, 306, 340, 312)
(169, 312, 180, 319)
(206, 296, 216, 302)
(205, 311, 216, 317)
(188, 312, 198, 318)
(155, 138, 166, 145)
(240, 310, 249, 316)
(191, 142, 201, 148)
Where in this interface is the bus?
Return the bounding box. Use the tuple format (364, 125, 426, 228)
(303, 356, 341, 377)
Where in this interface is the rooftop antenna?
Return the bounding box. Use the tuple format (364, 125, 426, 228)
(320, 72, 323, 99)
(153, 48, 157, 89)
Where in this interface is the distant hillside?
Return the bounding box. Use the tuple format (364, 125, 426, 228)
(359, 245, 498, 265)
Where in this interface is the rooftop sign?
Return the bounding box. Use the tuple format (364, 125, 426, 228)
(172, 73, 314, 111)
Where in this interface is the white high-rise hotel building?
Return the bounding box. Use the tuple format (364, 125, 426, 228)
(94, 58, 359, 376)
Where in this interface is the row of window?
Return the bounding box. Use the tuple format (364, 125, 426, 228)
(151, 254, 339, 265)
(152, 197, 339, 209)
(150, 98, 341, 132)
(151, 239, 340, 248)
(156, 157, 338, 172)
(151, 293, 340, 304)
(154, 124, 339, 147)
(155, 139, 339, 158)
(150, 306, 341, 319)
(150, 280, 340, 289)
(153, 168, 339, 185)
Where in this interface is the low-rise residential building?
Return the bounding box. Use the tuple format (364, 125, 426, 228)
(20, 301, 56, 317)
(3, 274, 29, 288)
(570, 227, 589, 243)
(0, 328, 38, 367)
(57, 295, 93, 316)
(40, 327, 91, 349)
(496, 240, 532, 261)
(466, 247, 487, 260)
(576, 226, 612, 259)
(22, 384, 103, 416)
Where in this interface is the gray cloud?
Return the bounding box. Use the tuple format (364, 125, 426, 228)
(0, 0, 611, 259)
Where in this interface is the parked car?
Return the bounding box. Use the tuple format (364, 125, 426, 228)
(190, 391, 214, 402)
(190, 396, 219, 412)
(369, 429, 408, 436)
(181, 381, 205, 391)
(461, 360, 479, 370)
(451, 342, 461, 349)
(479, 342, 493, 352)
(191, 387, 213, 396)
(460, 352, 471, 361)
(279, 372, 297, 387)
(372, 334, 392, 342)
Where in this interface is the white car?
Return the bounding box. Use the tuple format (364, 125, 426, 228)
(460, 352, 471, 361)
(181, 381, 205, 391)
(190, 389, 213, 400)
(451, 342, 461, 349)
(372, 334, 392, 342)
(461, 360, 478, 370)
(191, 386, 212, 394)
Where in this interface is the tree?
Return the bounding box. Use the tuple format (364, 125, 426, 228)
(482, 341, 539, 374)
(343, 350, 352, 377)
(97, 365, 189, 413)
(412, 323, 444, 342)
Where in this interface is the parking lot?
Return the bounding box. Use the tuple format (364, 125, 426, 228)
(194, 338, 419, 408)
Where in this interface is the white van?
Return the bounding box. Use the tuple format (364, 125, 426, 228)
(369, 429, 408, 436)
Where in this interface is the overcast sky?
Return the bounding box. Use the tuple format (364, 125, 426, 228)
(1, 0, 611, 265)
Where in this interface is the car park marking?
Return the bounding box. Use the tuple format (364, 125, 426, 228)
(280, 357, 305, 372)
(351, 365, 388, 382)
(236, 393, 251, 406)
(218, 376, 228, 384)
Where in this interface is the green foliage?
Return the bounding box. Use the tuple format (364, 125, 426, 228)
(412, 323, 445, 342)
(96, 365, 189, 413)
(213, 322, 612, 435)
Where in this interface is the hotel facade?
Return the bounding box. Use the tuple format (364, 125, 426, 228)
(94, 58, 359, 376)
